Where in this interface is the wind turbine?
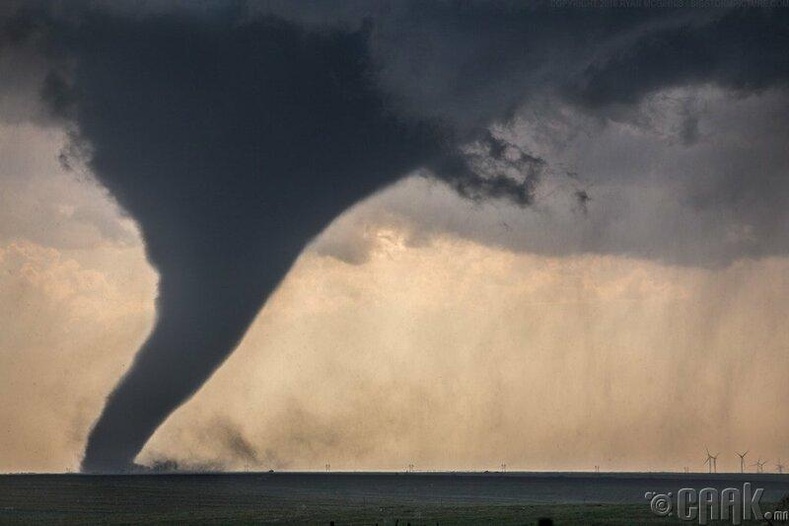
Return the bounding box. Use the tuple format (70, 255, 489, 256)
(753, 458, 766, 474)
(704, 447, 718, 474)
(704, 451, 713, 474)
(736, 450, 749, 474)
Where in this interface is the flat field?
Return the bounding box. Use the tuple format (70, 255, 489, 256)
(1, 472, 787, 525)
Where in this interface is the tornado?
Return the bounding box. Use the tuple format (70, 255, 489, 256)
(4, 2, 786, 472)
(60, 13, 442, 472)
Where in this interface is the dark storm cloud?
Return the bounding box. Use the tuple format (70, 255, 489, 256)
(336, 85, 789, 269)
(1, 1, 788, 471)
(359, 5, 786, 131)
(573, 7, 789, 108)
(428, 131, 546, 206)
(0, 4, 54, 123)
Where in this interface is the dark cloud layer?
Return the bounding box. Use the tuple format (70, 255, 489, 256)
(429, 131, 546, 206)
(574, 8, 789, 107)
(1, 2, 788, 472)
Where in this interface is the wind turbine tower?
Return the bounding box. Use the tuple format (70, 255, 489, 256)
(736, 451, 748, 474)
(704, 448, 718, 474)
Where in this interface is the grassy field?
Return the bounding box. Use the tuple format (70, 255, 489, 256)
(0, 473, 784, 525)
(1, 500, 779, 525)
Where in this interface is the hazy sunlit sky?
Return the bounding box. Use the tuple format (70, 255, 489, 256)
(1, 3, 789, 474)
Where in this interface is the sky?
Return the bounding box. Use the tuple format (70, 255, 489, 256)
(1, 1, 788, 473)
